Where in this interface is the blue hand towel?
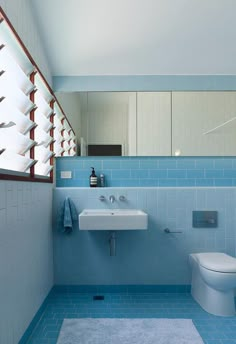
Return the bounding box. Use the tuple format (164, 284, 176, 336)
(62, 197, 78, 234)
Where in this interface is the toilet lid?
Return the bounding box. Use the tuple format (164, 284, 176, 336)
(195, 253, 236, 273)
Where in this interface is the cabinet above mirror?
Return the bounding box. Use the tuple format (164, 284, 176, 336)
(56, 91, 236, 157)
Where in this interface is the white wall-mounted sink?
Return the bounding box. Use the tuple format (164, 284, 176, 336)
(79, 209, 148, 230)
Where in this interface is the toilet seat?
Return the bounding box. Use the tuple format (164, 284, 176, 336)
(194, 252, 236, 273)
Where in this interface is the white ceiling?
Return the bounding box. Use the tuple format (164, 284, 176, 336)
(31, 0, 236, 76)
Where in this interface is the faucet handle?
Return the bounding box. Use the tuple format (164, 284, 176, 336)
(109, 195, 115, 203)
(119, 195, 126, 202)
(99, 195, 106, 201)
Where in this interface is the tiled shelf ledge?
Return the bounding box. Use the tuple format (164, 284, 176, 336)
(56, 157, 236, 187)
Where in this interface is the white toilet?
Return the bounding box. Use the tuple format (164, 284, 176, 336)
(189, 252, 236, 316)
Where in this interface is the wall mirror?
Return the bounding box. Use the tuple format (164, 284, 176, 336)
(56, 91, 236, 157)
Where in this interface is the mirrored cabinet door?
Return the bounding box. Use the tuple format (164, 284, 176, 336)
(80, 92, 134, 156)
(172, 92, 236, 156)
(136, 92, 171, 156)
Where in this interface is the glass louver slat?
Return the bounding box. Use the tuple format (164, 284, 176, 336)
(0, 150, 36, 173)
(64, 130, 70, 140)
(63, 119, 70, 131)
(0, 79, 35, 114)
(54, 103, 64, 120)
(0, 127, 37, 155)
(0, 47, 35, 94)
(35, 161, 53, 177)
(63, 141, 70, 151)
(54, 144, 65, 157)
(34, 73, 53, 103)
(0, 98, 35, 134)
(71, 144, 77, 150)
(34, 91, 53, 118)
(69, 132, 75, 140)
(35, 127, 53, 147)
(63, 151, 69, 157)
(34, 145, 53, 164)
(0, 21, 34, 75)
(54, 122, 63, 133)
(34, 111, 53, 133)
(55, 135, 64, 144)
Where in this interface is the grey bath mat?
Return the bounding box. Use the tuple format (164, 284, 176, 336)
(57, 318, 204, 344)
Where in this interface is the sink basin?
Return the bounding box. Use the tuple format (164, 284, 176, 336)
(79, 209, 148, 230)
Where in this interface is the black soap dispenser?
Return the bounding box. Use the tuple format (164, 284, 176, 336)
(90, 167, 97, 187)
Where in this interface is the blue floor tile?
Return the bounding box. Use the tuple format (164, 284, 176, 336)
(27, 291, 236, 344)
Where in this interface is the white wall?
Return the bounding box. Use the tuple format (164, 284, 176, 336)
(0, 181, 53, 343)
(31, 0, 236, 76)
(0, 1, 54, 343)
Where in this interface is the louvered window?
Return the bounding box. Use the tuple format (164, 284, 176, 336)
(0, 9, 77, 182)
(0, 17, 37, 173)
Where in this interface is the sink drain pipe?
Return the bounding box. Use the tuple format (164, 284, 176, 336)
(109, 231, 116, 256)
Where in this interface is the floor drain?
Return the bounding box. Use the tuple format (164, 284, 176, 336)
(93, 295, 105, 301)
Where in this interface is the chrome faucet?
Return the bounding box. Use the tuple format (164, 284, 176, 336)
(109, 195, 115, 203)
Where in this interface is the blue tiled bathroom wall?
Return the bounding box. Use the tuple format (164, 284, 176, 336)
(56, 157, 236, 187)
(53, 187, 236, 285)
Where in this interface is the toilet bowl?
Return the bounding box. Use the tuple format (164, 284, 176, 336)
(189, 252, 236, 316)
